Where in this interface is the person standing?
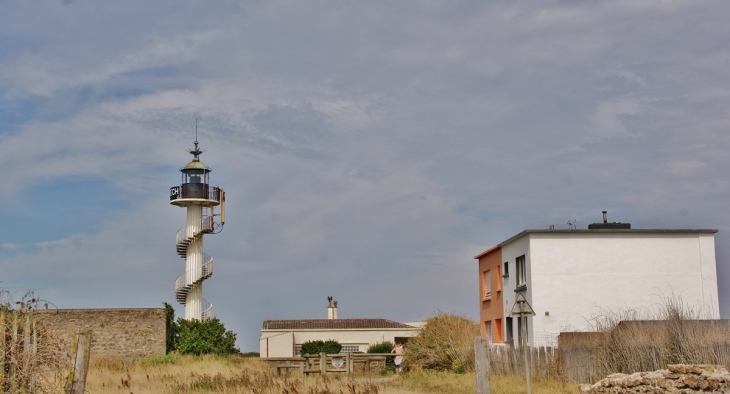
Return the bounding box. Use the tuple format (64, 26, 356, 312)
(391, 343, 405, 374)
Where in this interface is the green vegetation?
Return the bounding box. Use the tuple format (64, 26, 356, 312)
(163, 302, 179, 353)
(176, 317, 239, 355)
(300, 339, 342, 355)
(163, 302, 239, 355)
(367, 341, 396, 372)
(367, 341, 394, 353)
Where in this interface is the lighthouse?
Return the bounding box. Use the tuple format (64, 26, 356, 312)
(170, 138, 225, 320)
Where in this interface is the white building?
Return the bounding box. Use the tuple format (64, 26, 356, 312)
(260, 299, 421, 358)
(475, 213, 719, 347)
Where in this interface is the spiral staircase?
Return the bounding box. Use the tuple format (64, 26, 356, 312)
(174, 215, 222, 320)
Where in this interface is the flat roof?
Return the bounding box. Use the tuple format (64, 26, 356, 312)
(475, 228, 718, 260)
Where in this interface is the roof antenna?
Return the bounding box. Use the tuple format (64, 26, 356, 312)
(188, 118, 204, 161)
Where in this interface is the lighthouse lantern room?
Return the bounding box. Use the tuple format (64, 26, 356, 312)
(170, 138, 225, 321)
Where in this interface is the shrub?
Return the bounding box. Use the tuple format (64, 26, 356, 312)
(404, 311, 480, 372)
(300, 339, 342, 355)
(367, 341, 394, 354)
(163, 302, 179, 353)
(176, 317, 239, 355)
(321, 339, 342, 354)
(164, 303, 239, 355)
(368, 341, 396, 372)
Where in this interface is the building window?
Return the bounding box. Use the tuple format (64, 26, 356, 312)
(484, 270, 491, 297)
(485, 320, 492, 342)
(505, 317, 514, 347)
(494, 318, 503, 343)
(340, 345, 360, 353)
(496, 265, 502, 292)
(516, 255, 526, 287)
(503, 262, 509, 278)
(295, 345, 302, 355)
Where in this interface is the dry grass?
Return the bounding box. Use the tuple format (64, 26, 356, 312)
(385, 371, 580, 394)
(87, 354, 383, 393)
(404, 312, 480, 372)
(564, 293, 730, 378)
(86, 354, 582, 394)
(0, 290, 69, 394)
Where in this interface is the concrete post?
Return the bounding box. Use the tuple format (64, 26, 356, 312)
(65, 329, 92, 394)
(475, 337, 491, 394)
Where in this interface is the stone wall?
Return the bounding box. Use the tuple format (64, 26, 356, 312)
(35, 308, 166, 361)
(581, 364, 730, 393)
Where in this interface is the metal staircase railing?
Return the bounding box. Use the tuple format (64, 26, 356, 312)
(202, 299, 213, 320)
(174, 254, 213, 303)
(175, 216, 220, 258)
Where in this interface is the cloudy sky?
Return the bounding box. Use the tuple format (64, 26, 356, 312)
(1, 1, 729, 351)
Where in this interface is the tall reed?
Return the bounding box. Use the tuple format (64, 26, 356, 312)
(566, 293, 726, 377)
(0, 289, 69, 394)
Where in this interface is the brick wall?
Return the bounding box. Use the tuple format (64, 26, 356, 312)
(35, 308, 166, 361)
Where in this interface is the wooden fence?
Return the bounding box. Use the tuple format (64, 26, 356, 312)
(559, 342, 730, 384)
(0, 311, 90, 394)
(264, 353, 391, 377)
(477, 341, 730, 385)
(476, 339, 560, 381)
(557, 325, 730, 384)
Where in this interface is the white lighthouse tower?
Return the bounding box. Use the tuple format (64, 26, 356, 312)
(170, 138, 225, 320)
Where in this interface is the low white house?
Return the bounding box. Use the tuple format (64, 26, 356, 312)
(475, 212, 720, 347)
(260, 299, 421, 358)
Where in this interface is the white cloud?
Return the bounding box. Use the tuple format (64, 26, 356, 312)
(1, 0, 730, 350)
(1, 243, 23, 251)
(588, 99, 642, 138)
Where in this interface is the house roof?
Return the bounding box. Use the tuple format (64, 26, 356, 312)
(262, 319, 417, 330)
(474, 228, 718, 260)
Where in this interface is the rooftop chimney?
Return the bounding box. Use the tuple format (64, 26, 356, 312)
(588, 210, 631, 230)
(327, 296, 338, 319)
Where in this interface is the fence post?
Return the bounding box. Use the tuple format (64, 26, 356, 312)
(474, 337, 491, 394)
(320, 353, 326, 375)
(0, 312, 4, 388)
(346, 352, 352, 377)
(65, 329, 92, 394)
(10, 313, 18, 394)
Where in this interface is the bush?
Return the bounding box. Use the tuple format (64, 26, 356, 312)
(367, 341, 394, 354)
(300, 339, 342, 355)
(404, 311, 480, 372)
(163, 302, 179, 353)
(368, 341, 396, 372)
(176, 317, 239, 355)
(164, 303, 239, 355)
